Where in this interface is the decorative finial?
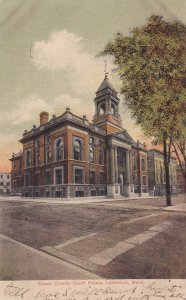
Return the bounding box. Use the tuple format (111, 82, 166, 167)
(104, 59, 108, 78)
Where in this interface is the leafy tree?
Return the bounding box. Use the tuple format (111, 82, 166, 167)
(171, 121, 186, 191)
(101, 15, 186, 205)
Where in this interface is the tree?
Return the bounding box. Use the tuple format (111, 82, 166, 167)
(171, 121, 186, 191)
(101, 15, 186, 206)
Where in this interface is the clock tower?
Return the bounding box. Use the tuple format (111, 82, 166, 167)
(93, 74, 122, 134)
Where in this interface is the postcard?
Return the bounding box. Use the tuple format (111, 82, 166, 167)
(0, 0, 185, 299)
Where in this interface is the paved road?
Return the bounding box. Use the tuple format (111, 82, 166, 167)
(0, 195, 185, 279)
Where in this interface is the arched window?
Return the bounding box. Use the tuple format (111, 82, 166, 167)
(56, 138, 64, 161)
(89, 146, 94, 163)
(45, 135, 51, 163)
(26, 150, 31, 167)
(99, 148, 104, 165)
(74, 139, 82, 160)
(99, 103, 106, 115)
(111, 103, 116, 114)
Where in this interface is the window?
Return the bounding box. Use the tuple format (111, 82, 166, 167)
(55, 191, 63, 197)
(7, 175, 9, 179)
(160, 166, 163, 183)
(118, 152, 124, 166)
(24, 174, 30, 186)
(26, 150, 31, 167)
(133, 173, 138, 185)
(99, 103, 106, 115)
(13, 180, 17, 188)
(89, 171, 95, 184)
(141, 158, 146, 171)
(142, 175, 147, 185)
(73, 138, 83, 160)
(76, 191, 84, 197)
(46, 191, 50, 198)
(100, 172, 105, 184)
(74, 168, 84, 184)
(99, 148, 104, 165)
(55, 138, 64, 161)
(45, 170, 51, 185)
(156, 173, 159, 183)
(55, 168, 63, 185)
(89, 146, 94, 163)
(133, 154, 137, 170)
(45, 135, 51, 163)
(111, 103, 116, 114)
(34, 172, 39, 186)
(35, 139, 40, 166)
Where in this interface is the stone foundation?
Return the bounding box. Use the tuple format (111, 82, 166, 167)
(21, 184, 107, 198)
(107, 184, 122, 198)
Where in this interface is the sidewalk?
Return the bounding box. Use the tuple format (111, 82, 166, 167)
(0, 234, 102, 280)
(0, 195, 155, 205)
(163, 203, 186, 212)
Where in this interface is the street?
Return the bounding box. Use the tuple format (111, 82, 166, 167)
(0, 195, 185, 280)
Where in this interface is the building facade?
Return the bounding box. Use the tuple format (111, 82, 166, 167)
(147, 149, 177, 196)
(10, 75, 149, 198)
(176, 164, 186, 193)
(9, 151, 23, 195)
(0, 172, 11, 194)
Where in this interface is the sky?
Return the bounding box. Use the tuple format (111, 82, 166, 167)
(0, 0, 185, 172)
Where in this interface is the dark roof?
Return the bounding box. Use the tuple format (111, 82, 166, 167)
(96, 76, 117, 93)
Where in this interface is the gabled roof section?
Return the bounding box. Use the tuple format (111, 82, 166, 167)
(109, 129, 134, 145)
(96, 76, 117, 93)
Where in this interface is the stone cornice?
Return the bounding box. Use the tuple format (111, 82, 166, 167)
(20, 111, 106, 143)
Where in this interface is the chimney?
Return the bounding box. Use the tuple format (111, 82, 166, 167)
(40, 111, 49, 125)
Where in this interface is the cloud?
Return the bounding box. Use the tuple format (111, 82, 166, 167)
(0, 93, 83, 128)
(12, 97, 49, 125)
(32, 30, 114, 97)
(51, 93, 90, 118)
(33, 30, 84, 70)
(0, 96, 49, 127)
(0, 29, 146, 156)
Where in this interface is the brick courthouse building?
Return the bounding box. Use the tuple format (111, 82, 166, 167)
(10, 75, 149, 198)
